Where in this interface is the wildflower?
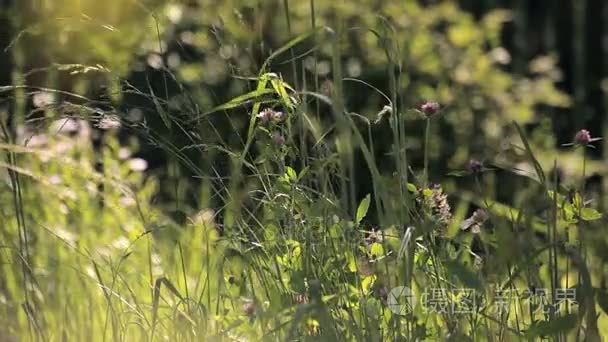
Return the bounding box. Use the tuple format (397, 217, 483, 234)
(23, 134, 48, 148)
(257, 108, 285, 124)
(575, 129, 591, 145)
(418, 184, 452, 227)
(54, 227, 78, 245)
(118, 147, 131, 160)
(272, 110, 286, 122)
(32, 91, 56, 108)
(128, 158, 148, 172)
(111, 236, 131, 250)
(119, 196, 136, 207)
(96, 115, 122, 130)
(415, 101, 441, 118)
(257, 108, 274, 123)
(460, 208, 489, 234)
(364, 228, 383, 245)
(431, 184, 452, 225)
(489, 47, 511, 65)
(465, 159, 483, 174)
(271, 131, 285, 146)
(50, 118, 80, 134)
(147, 53, 164, 70)
(563, 129, 602, 147)
(48, 175, 62, 185)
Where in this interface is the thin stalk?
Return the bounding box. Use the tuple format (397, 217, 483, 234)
(310, 0, 320, 117)
(572, 0, 587, 128)
(578, 150, 587, 286)
(550, 160, 559, 341)
(282, 0, 299, 90)
(423, 118, 431, 188)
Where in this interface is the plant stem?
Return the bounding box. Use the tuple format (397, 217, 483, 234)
(424, 118, 431, 188)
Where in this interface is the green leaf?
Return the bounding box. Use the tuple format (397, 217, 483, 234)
(406, 183, 418, 193)
(447, 170, 468, 177)
(345, 251, 357, 273)
(369, 243, 384, 258)
(270, 78, 296, 109)
(356, 194, 371, 225)
(580, 208, 602, 221)
(286, 166, 297, 181)
(198, 88, 276, 117)
(361, 275, 377, 294)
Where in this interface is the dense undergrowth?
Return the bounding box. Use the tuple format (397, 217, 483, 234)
(1, 1, 608, 341)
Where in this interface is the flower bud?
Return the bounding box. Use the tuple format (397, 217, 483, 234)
(416, 101, 441, 117)
(465, 159, 483, 174)
(574, 129, 591, 145)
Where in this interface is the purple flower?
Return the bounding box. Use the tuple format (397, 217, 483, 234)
(415, 101, 441, 117)
(574, 129, 592, 145)
(257, 108, 285, 124)
(465, 159, 483, 174)
(256, 108, 275, 124)
(563, 129, 602, 147)
(272, 110, 286, 122)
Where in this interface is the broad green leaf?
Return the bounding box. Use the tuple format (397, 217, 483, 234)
(580, 208, 602, 221)
(369, 242, 384, 258)
(406, 183, 418, 193)
(356, 194, 371, 225)
(197, 88, 276, 118)
(361, 275, 377, 294)
(346, 251, 357, 273)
